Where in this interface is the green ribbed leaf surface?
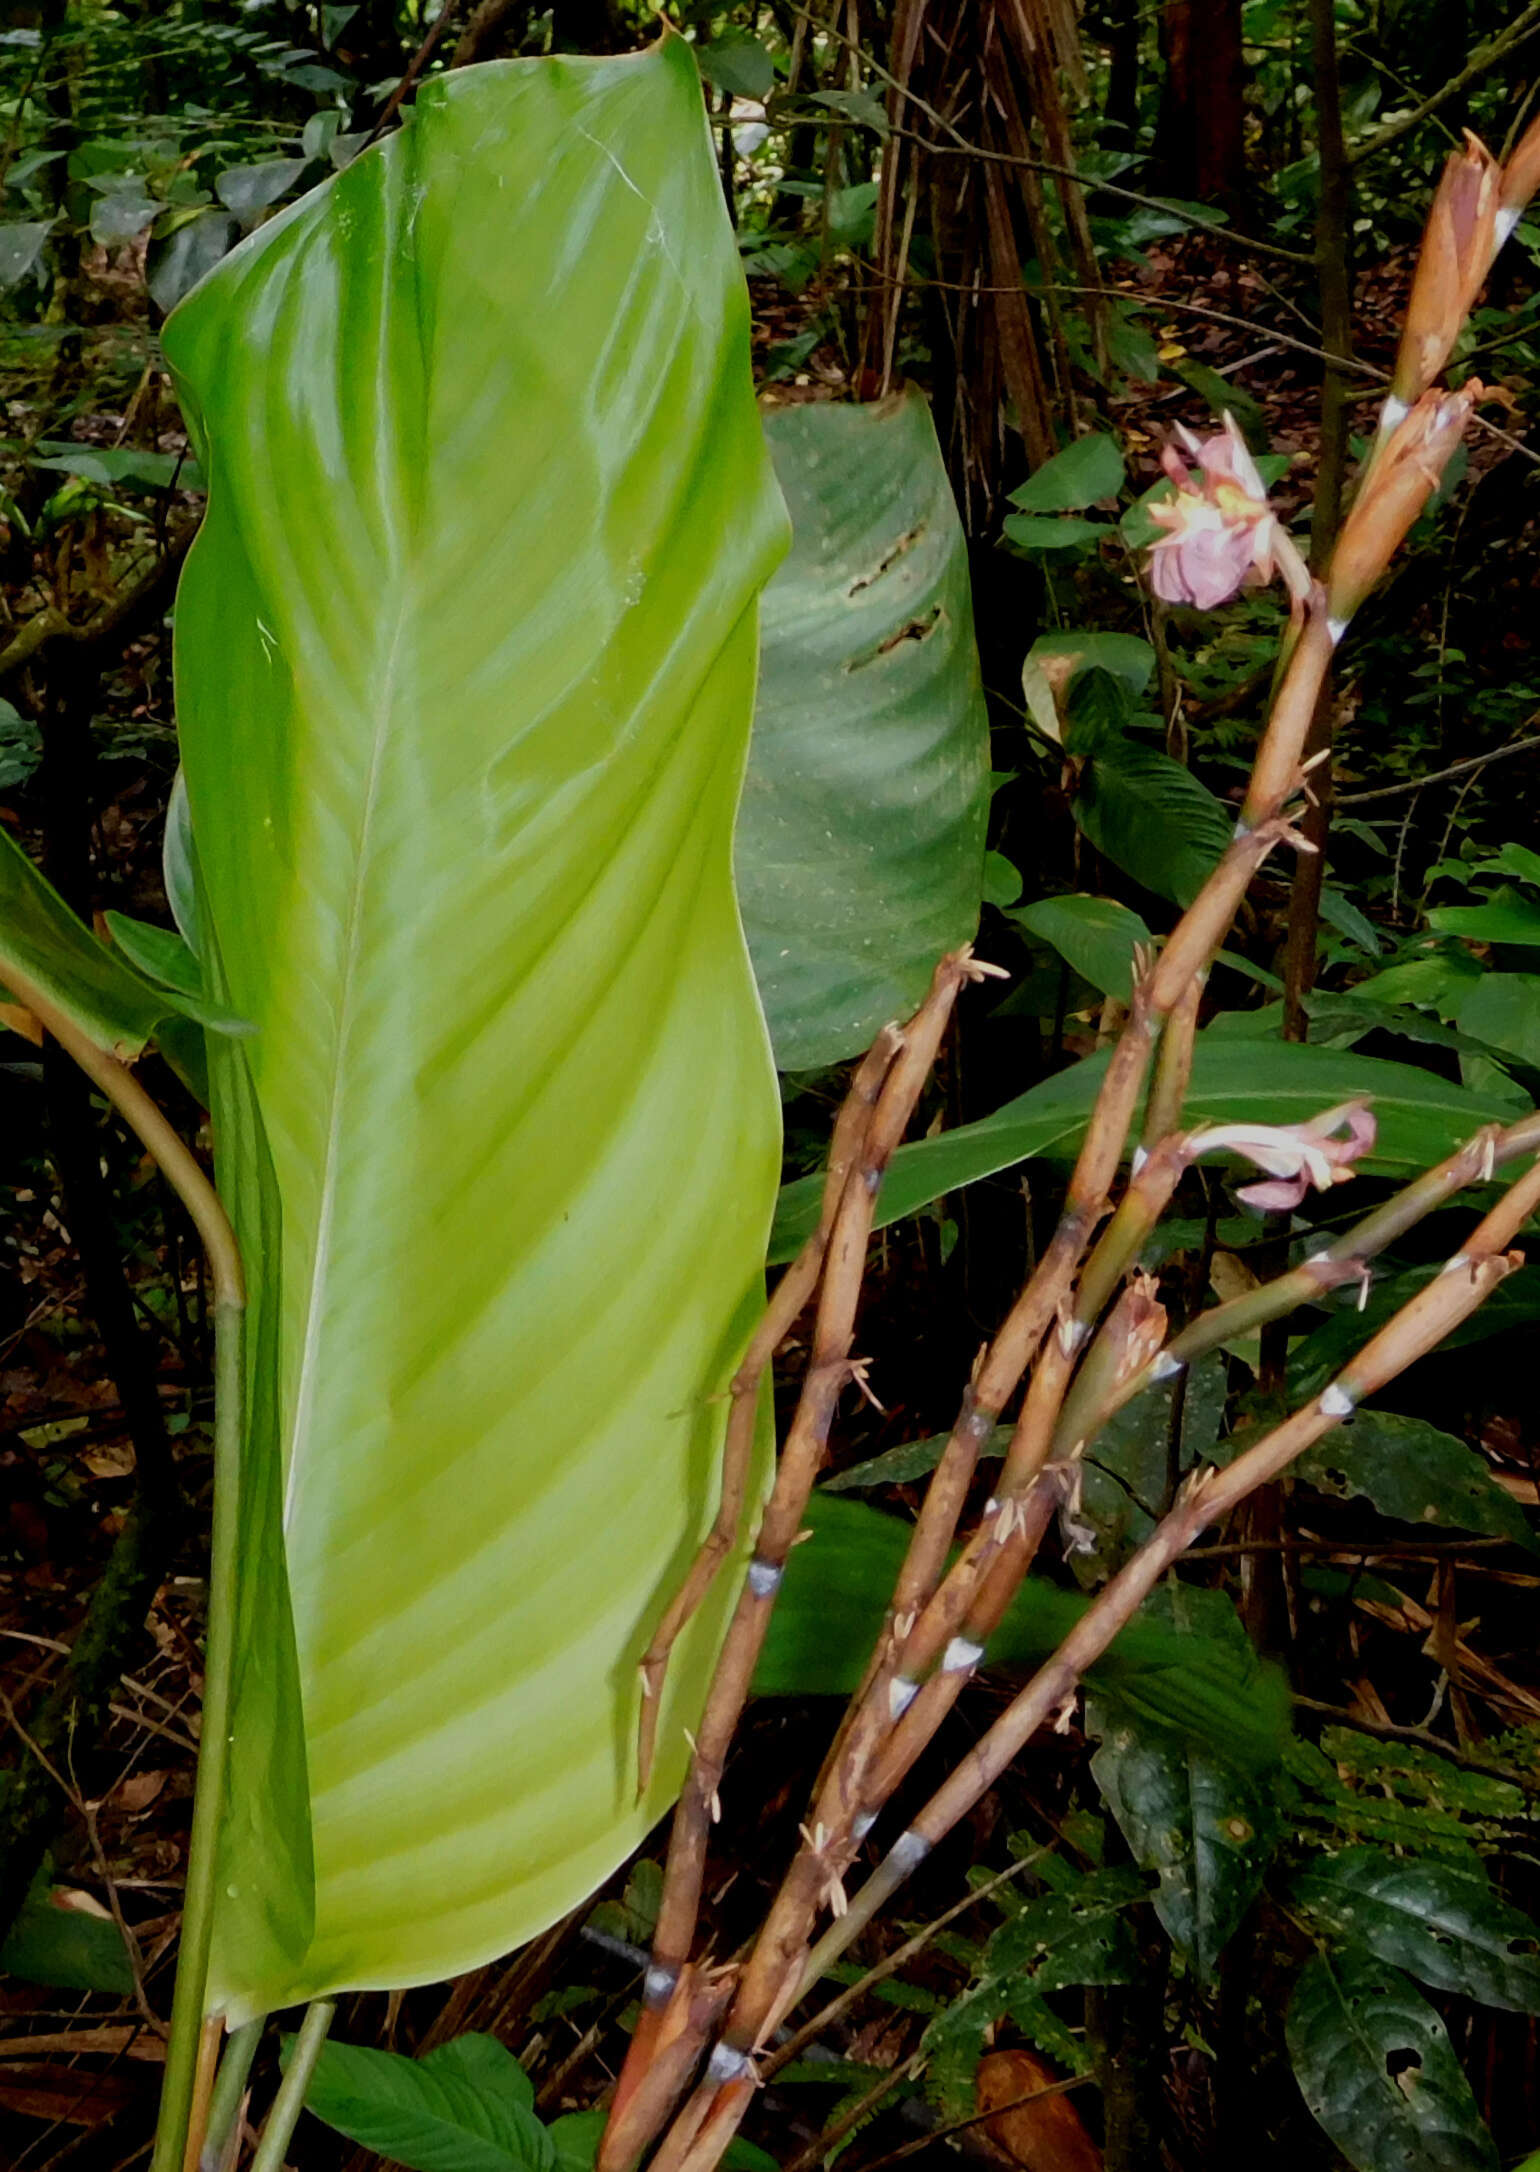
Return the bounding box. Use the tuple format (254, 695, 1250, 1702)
(164, 38, 786, 2021)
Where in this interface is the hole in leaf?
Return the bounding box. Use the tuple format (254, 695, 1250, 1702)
(847, 524, 925, 596)
(845, 606, 944, 668)
(1385, 2048, 1422, 2081)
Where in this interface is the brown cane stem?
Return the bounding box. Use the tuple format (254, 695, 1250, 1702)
(601, 953, 989, 2172)
(780, 1157, 1540, 2012)
(636, 1025, 905, 1789)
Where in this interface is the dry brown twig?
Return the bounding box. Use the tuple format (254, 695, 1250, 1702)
(599, 113, 1540, 2172)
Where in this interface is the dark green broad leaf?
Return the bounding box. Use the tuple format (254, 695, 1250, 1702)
(1074, 1351, 1226, 1579)
(0, 698, 40, 790)
(30, 443, 201, 491)
(215, 158, 312, 220)
(1321, 883, 1385, 957)
(1002, 514, 1107, 553)
(769, 1037, 1517, 1260)
(548, 2110, 607, 2172)
(1026, 630, 1155, 695)
(0, 218, 51, 287)
(739, 390, 989, 1067)
(0, 1883, 133, 1993)
(147, 207, 238, 314)
(1074, 736, 1232, 906)
(1285, 1949, 1498, 2172)
(91, 190, 158, 248)
(1429, 890, 1540, 947)
(1008, 432, 1126, 512)
(1291, 1849, 1540, 2011)
(695, 30, 775, 98)
(1288, 1267, 1540, 1402)
(0, 821, 178, 1057)
(1295, 1410, 1537, 1552)
(1449, 973, 1540, 1070)
(1088, 1584, 1282, 1978)
(919, 1865, 1136, 2111)
(1470, 841, 1540, 886)
(1012, 893, 1152, 1002)
(821, 1425, 1009, 1492)
(761, 1493, 1289, 1767)
(298, 2034, 555, 2172)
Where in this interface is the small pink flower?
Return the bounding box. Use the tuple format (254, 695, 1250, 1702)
(1146, 413, 1310, 612)
(1186, 1101, 1377, 1213)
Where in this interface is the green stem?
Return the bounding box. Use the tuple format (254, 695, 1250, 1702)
(249, 2001, 335, 2172)
(202, 2018, 263, 2172)
(151, 1293, 246, 2172)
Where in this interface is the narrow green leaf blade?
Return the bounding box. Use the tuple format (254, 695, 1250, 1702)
(166, 39, 787, 2018)
(770, 1039, 1516, 1260)
(0, 823, 171, 1057)
(740, 391, 989, 1067)
(1285, 1950, 1498, 2172)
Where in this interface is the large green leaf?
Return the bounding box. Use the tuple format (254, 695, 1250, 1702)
(759, 1494, 1290, 1767)
(770, 1038, 1518, 1260)
(1285, 1949, 1498, 2172)
(1291, 1849, 1540, 2011)
(164, 39, 787, 2021)
(738, 391, 989, 1067)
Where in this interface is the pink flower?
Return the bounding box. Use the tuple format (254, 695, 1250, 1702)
(1146, 414, 1310, 612)
(1187, 1101, 1377, 1213)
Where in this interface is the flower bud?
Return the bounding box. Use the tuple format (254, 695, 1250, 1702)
(1390, 135, 1499, 407)
(1327, 383, 1480, 623)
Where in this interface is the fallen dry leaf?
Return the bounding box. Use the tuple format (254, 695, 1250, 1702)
(976, 2049, 1102, 2172)
(114, 1768, 169, 1815)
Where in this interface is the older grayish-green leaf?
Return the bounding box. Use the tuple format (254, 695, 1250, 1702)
(738, 389, 989, 1067)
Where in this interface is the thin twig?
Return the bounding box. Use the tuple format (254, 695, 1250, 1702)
(1347, 0, 1540, 167)
(1337, 730, 1540, 806)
